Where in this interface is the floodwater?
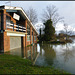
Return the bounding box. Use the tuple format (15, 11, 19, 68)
(6, 38, 75, 74)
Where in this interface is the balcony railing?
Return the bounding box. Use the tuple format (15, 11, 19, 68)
(6, 22, 26, 32)
(0, 14, 27, 33)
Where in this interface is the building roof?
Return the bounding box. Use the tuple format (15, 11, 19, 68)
(0, 5, 38, 35)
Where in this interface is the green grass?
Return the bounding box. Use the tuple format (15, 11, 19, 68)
(0, 54, 70, 74)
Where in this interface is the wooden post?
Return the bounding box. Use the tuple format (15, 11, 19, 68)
(18, 24, 19, 32)
(25, 19, 27, 47)
(3, 9, 6, 30)
(13, 23, 14, 31)
(33, 30, 34, 44)
(30, 26, 32, 45)
(22, 25, 23, 32)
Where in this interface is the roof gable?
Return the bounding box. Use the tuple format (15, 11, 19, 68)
(0, 5, 38, 35)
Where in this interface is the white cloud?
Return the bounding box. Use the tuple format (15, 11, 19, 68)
(55, 23, 64, 31)
(34, 21, 44, 30)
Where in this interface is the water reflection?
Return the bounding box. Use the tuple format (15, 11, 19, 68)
(52, 39, 75, 74)
(41, 44, 56, 65)
(35, 38, 75, 74)
(8, 44, 39, 65)
(35, 44, 56, 66)
(62, 44, 75, 62)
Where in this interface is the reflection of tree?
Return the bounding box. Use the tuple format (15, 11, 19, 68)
(62, 43, 75, 62)
(40, 44, 56, 65)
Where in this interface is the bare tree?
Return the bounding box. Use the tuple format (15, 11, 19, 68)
(60, 23, 74, 40)
(64, 23, 73, 34)
(25, 7, 38, 25)
(42, 4, 63, 26)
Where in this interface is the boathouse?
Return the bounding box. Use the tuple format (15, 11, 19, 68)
(0, 5, 38, 52)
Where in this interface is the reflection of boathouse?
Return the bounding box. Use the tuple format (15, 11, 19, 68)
(9, 44, 39, 65)
(0, 5, 38, 52)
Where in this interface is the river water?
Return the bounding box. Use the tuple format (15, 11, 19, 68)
(7, 38, 75, 74)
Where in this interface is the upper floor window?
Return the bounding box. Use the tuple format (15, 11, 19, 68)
(6, 15, 11, 26)
(0, 13, 1, 30)
(27, 35, 30, 41)
(27, 24, 30, 35)
(34, 36, 36, 41)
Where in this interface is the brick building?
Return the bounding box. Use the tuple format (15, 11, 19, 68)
(0, 5, 38, 52)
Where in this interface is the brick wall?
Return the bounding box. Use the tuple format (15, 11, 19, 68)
(23, 37, 25, 47)
(0, 33, 3, 51)
(3, 10, 6, 30)
(3, 32, 10, 52)
(3, 10, 10, 52)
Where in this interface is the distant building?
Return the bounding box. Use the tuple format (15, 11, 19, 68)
(0, 5, 38, 52)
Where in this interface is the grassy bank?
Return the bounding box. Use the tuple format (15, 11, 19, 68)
(0, 54, 70, 74)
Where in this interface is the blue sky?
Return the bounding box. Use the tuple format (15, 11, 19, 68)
(0, 1, 75, 34)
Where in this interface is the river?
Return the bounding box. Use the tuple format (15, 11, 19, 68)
(6, 37, 75, 74)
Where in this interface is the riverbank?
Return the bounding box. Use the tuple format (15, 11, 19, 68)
(38, 39, 72, 44)
(49, 39, 72, 44)
(0, 54, 70, 74)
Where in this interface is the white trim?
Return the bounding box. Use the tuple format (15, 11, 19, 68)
(5, 30, 27, 35)
(7, 32, 25, 36)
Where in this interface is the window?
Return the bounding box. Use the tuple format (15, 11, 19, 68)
(34, 32, 37, 41)
(6, 15, 11, 27)
(27, 35, 30, 41)
(34, 36, 36, 41)
(27, 24, 30, 35)
(0, 13, 1, 30)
